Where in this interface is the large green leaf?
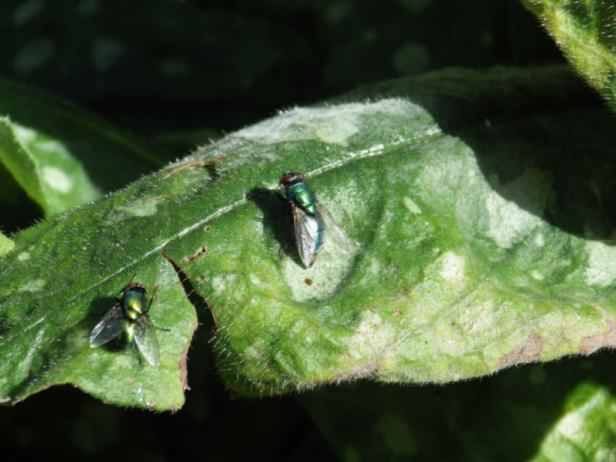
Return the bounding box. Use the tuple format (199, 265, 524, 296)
(522, 0, 616, 109)
(0, 65, 613, 409)
(302, 353, 616, 461)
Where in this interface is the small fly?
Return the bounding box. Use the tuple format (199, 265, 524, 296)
(279, 172, 326, 268)
(89, 282, 161, 367)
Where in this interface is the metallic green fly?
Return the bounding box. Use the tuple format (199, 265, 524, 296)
(89, 282, 161, 367)
(279, 172, 326, 268)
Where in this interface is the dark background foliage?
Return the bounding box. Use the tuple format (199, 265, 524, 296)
(1, 1, 574, 460)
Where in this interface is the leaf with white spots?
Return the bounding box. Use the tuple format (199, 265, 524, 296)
(0, 66, 614, 409)
(0, 118, 99, 215)
(0, 78, 163, 217)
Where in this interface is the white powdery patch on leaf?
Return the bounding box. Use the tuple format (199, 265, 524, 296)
(534, 232, 545, 247)
(585, 240, 616, 287)
(11, 123, 37, 145)
(485, 169, 551, 249)
(232, 99, 425, 146)
(531, 270, 544, 281)
(439, 252, 465, 285)
(33, 139, 72, 157)
(18, 278, 46, 293)
(211, 274, 238, 296)
(115, 197, 159, 218)
(41, 166, 73, 193)
(0, 232, 14, 251)
(319, 177, 369, 229)
(344, 311, 398, 369)
(402, 196, 422, 214)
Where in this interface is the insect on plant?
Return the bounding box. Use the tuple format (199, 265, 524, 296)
(89, 282, 162, 367)
(279, 172, 326, 268)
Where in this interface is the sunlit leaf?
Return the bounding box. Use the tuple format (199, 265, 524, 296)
(0, 65, 613, 409)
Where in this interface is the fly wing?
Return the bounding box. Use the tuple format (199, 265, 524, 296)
(292, 205, 325, 268)
(89, 304, 124, 347)
(134, 316, 160, 367)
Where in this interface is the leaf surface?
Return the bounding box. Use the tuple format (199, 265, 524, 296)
(0, 66, 614, 408)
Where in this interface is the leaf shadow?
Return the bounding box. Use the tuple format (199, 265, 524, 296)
(457, 109, 616, 241)
(247, 187, 303, 267)
(338, 66, 614, 240)
(301, 353, 616, 462)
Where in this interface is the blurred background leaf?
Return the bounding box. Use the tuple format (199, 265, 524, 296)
(302, 353, 616, 461)
(0, 0, 563, 134)
(0, 116, 100, 216)
(0, 78, 169, 232)
(523, 0, 616, 112)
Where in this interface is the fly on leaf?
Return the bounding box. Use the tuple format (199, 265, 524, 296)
(89, 282, 161, 367)
(279, 172, 326, 268)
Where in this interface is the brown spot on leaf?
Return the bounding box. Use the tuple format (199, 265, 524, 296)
(498, 333, 544, 368)
(580, 320, 616, 354)
(179, 351, 190, 392)
(304, 278, 313, 286)
(182, 245, 208, 264)
(162, 155, 225, 179)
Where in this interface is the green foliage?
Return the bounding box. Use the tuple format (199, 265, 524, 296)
(0, 117, 99, 215)
(523, 0, 616, 110)
(2, 65, 616, 411)
(0, 78, 162, 209)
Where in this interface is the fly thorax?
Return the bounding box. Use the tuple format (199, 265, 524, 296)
(123, 289, 146, 320)
(288, 182, 317, 215)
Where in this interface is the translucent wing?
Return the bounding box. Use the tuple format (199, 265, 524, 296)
(89, 304, 124, 347)
(134, 316, 160, 367)
(292, 205, 325, 268)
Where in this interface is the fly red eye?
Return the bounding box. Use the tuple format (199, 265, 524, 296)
(280, 172, 303, 186)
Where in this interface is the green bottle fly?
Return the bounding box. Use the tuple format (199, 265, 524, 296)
(90, 282, 161, 367)
(279, 172, 325, 268)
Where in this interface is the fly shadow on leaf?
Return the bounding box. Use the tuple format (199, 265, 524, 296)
(82, 295, 128, 353)
(247, 187, 303, 267)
